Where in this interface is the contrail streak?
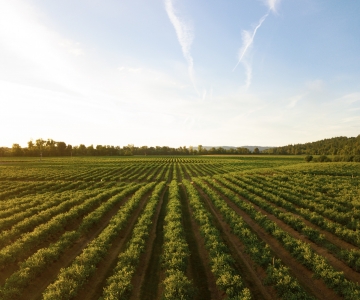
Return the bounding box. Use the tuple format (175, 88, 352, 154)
(233, 12, 268, 72)
(164, 0, 198, 94)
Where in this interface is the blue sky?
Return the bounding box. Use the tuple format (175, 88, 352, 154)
(1, 0, 359, 148)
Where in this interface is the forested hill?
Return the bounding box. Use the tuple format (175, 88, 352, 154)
(263, 135, 360, 155)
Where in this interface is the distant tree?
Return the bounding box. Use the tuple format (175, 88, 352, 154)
(87, 144, 95, 155)
(56, 142, 67, 156)
(304, 155, 313, 162)
(12, 144, 23, 156)
(198, 145, 203, 154)
(66, 144, 73, 156)
(78, 144, 87, 156)
(35, 138, 46, 158)
(141, 146, 148, 155)
(189, 146, 194, 155)
(46, 139, 56, 156)
(253, 147, 260, 154)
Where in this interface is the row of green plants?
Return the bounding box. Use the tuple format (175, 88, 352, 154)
(227, 174, 360, 247)
(0, 180, 88, 202)
(161, 180, 194, 299)
(0, 186, 126, 267)
(214, 176, 360, 272)
(0, 187, 75, 218)
(182, 180, 251, 299)
(204, 177, 360, 299)
(42, 182, 156, 299)
(193, 178, 313, 300)
(151, 164, 165, 182)
(269, 173, 360, 221)
(136, 163, 160, 181)
(163, 165, 171, 182)
(172, 163, 178, 181)
(244, 174, 360, 228)
(0, 188, 102, 244)
(101, 181, 166, 299)
(0, 183, 142, 300)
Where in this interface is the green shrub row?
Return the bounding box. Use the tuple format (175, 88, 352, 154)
(0, 187, 127, 267)
(194, 178, 313, 300)
(205, 177, 360, 299)
(220, 175, 360, 271)
(161, 180, 194, 300)
(101, 181, 166, 299)
(0, 183, 142, 300)
(183, 179, 251, 300)
(42, 182, 155, 300)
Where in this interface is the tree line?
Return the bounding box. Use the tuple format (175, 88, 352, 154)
(263, 135, 360, 156)
(0, 139, 254, 157)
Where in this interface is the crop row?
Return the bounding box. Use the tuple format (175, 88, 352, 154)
(241, 175, 360, 229)
(226, 174, 360, 247)
(0, 186, 131, 267)
(219, 175, 360, 272)
(193, 178, 313, 299)
(101, 181, 166, 299)
(161, 180, 194, 299)
(0, 183, 143, 299)
(182, 180, 251, 299)
(203, 177, 360, 299)
(42, 182, 156, 299)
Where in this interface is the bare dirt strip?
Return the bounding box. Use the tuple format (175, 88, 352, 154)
(0, 189, 115, 286)
(180, 184, 223, 300)
(237, 176, 359, 248)
(218, 179, 360, 284)
(198, 181, 343, 300)
(20, 189, 146, 300)
(140, 188, 169, 300)
(73, 190, 154, 300)
(129, 186, 167, 300)
(193, 184, 276, 300)
(238, 179, 359, 252)
(179, 184, 217, 300)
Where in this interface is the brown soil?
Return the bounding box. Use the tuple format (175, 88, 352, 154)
(18, 191, 138, 300)
(0, 191, 110, 285)
(179, 184, 219, 300)
(218, 180, 360, 284)
(194, 184, 276, 300)
(147, 165, 163, 181)
(140, 188, 169, 300)
(182, 186, 225, 300)
(240, 192, 360, 283)
(73, 190, 154, 300)
(238, 182, 359, 252)
(199, 181, 343, 300)
(129, 186, 167, 300)
(239, 176, 359, 249)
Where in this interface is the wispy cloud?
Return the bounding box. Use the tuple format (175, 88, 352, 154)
(233, 13, 268, 72)
(265, 0, 281, 13)
(233, 0, 281, 88)
(164, 0, 198, 94)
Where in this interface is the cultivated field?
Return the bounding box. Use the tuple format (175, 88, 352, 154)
(0, 156, 359, 299)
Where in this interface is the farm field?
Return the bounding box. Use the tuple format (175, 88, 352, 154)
(0, 156, 359, 300)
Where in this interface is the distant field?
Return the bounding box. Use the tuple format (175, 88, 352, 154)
(0, 156, 359, 299)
